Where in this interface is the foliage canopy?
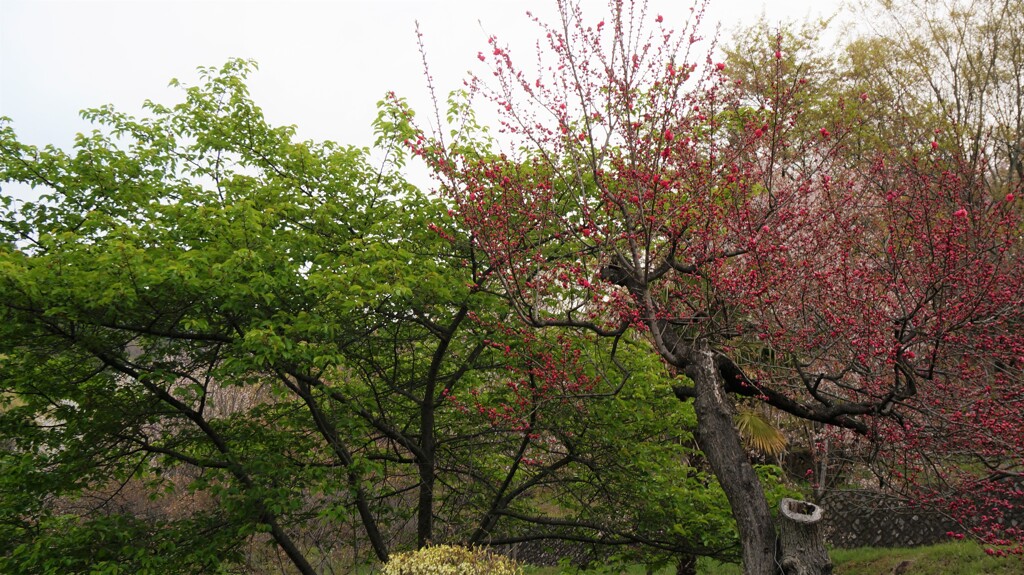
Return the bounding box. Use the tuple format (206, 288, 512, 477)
(0, 59, 739, 574)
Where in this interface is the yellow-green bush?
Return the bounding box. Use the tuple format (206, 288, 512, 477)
(379, 545, 522, 575)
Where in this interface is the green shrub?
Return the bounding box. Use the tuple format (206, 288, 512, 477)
(380, 545, 522, 575)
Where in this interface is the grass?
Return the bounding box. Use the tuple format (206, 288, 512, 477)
(828, 540, 1020, 575)
(522, 558, 734, 575)
(523, 562, 727, 575)
(521, 541, 1021, 574)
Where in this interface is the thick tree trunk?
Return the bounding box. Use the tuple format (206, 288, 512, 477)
(676, 554, 698, 575)
(778, 499, 832, 575)
(417, 415, 436, 548)
(686, 344, 779, 575)
(685, 343, 832, 575)
(417, 458, 435, 548)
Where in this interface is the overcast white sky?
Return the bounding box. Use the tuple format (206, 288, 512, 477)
(1, 0, 843, 158)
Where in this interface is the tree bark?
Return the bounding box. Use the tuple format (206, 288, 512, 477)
(676, 553, 698, 575)
(417, 455, 435, 548)
(684, 343, 833, 575)
(686, 342, 779, 575)
(417, 395, 436, 548)
(778, 499, 832, 575)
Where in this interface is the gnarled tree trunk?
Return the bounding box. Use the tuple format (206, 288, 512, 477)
(686, 343, 832, 575)
(687, 344, 778, 575)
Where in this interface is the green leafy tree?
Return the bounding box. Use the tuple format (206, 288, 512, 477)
(1, 60, 745, 574)
(0, 59, 419, 574)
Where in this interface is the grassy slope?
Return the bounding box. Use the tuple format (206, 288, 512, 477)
(827, 541, 1021, 575)
(523, 541, 1022, 574)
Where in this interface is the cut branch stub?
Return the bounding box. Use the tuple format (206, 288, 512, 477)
(780, 498, 824, 524)
(778, 498, 831, 575)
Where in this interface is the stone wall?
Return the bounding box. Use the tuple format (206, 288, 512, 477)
(820, 490, 961, 548)
(822, 486, 1024, 549)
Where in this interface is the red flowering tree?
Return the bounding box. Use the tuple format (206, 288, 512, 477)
(397, 1, 1024, 573)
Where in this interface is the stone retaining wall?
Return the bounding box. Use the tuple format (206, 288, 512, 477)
(821, 487, 1024, 548)
(821, 490, 962, 548)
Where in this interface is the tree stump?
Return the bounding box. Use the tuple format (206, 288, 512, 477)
(778, 498, 832, 575)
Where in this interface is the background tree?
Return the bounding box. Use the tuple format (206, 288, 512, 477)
(728, 0, 1024, 507)
(413, 2, 1024, 574)
(851, 0, 1024, 194)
